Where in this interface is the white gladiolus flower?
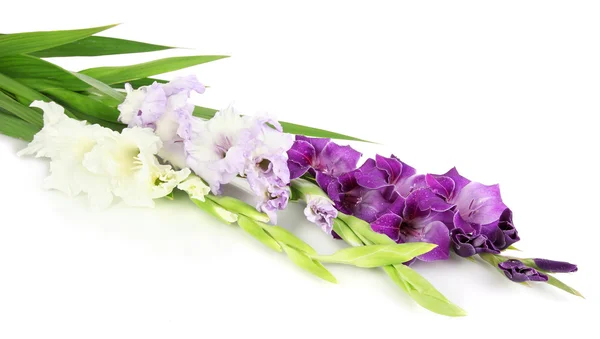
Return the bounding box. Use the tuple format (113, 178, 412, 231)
(177, 175, 211, 202)
(19, 101, 116, 208)
(20, 101, 190, 208)
(83, 127, 190, 207)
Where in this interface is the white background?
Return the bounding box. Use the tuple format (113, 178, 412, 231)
(0, 1, 597, 337)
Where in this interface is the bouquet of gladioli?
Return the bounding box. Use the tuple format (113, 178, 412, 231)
(0, 25, 582, 317)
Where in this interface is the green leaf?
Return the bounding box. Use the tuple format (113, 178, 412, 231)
(388, 264, 467, 317)
(42, 88, 119, 122)
(30, 36, 173, 58)
(546, 274, 584, 298)
(66, 109, 124, 131)
(111, 77, 168, 89)
(207, 195, 270, 223)
(72, 72, 125, 102)
(237, 215, 282, 252)
(332, 219, 363, 247)
(313, 243, 437, 268)
(80, 55, 229, 85)
(0, 24, 117, 58)
(0, 55, 89, 90)
(281, 244, 337, 283)
(0, 111, 39, 141)
(0, 90, 43, 126)
(190, 197, 238, 224)
(192, 106, 373, 143)
(507, 245, 521, 251)
(259, 224, 317, 255)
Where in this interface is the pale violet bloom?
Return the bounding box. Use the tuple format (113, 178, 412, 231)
(244, 117, 294, 223)
(177, 175, 211, 202)
(304, 195, 338, 234)
(117, 76, 205, 168)
(184, 105, 255, 194)
(18, 101, 116, 209)
(84, 127, 190, 208)
(185, 105, 294, 223)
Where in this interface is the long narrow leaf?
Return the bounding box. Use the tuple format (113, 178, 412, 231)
(30, 36, 173, 58)
(0, 90, 43, 126)
(192, 106, 372, 142)
(0, 24, 117, 57)
(72, 72, 125, 102)
(0, 55, 89, 90)
(80, 55, 229, 85)
(111, 77, 168, 89)
(42, 88, 120, 122)
(0, 111, 39, 141)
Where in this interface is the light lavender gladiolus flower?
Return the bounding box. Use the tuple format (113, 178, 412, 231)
(117, 76, 205, 168)
(304, 195, 338, 234)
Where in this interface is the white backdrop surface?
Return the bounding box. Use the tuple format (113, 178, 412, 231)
(0, 1, 597, 338)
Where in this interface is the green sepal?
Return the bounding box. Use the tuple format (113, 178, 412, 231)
(281, 244, 337, 284)
(258, 223, 317, 256)
(546, 274, 584, 298)
(312, 243, 437, 268)
(207, 195, 270, 223)
(190, 197, 238, 224)
(237, 215, 282, 252)
(385, 264, 467, 317)
(331, 219, 363, 247)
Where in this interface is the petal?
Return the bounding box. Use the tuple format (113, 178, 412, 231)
(371, 213, 402, 242)
(416, 221, 450, 261)
(287, 140, 315, 179)
(455, 182, 507, 225)
(439, 167, 471, 200)
(317, 142, 362, 176)
(425, 174, 455, 200)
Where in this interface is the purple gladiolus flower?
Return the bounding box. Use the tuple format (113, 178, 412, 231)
(371, 188, 454, 262)
(287, 136, 362, 182)
(327, 166, 394, 222)
(533, 258, 578, 273)
(498, 259, 548, 283)
(450, 228, 500, 257)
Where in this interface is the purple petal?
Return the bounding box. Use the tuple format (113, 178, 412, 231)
(287, 140, 315, 179)
(414, 221, 450, 261)
(296, 135, 330, 155)
(317, 142, 362, 176)
(498, 259, 549, 283)
(425, 174, 455, 200)
(439, 167, 471, 200)
(371, 213, 402, 242)
(454, 182, 507, 225)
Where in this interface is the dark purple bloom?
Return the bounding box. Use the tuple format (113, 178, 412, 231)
(532, 258, 578, 273)
(327, 169, 393, 222)
(450, 228, 500, 257)
(371, 188, 454, 262)
(287, 136, 361, 180)
(498, 259, 548, 283)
